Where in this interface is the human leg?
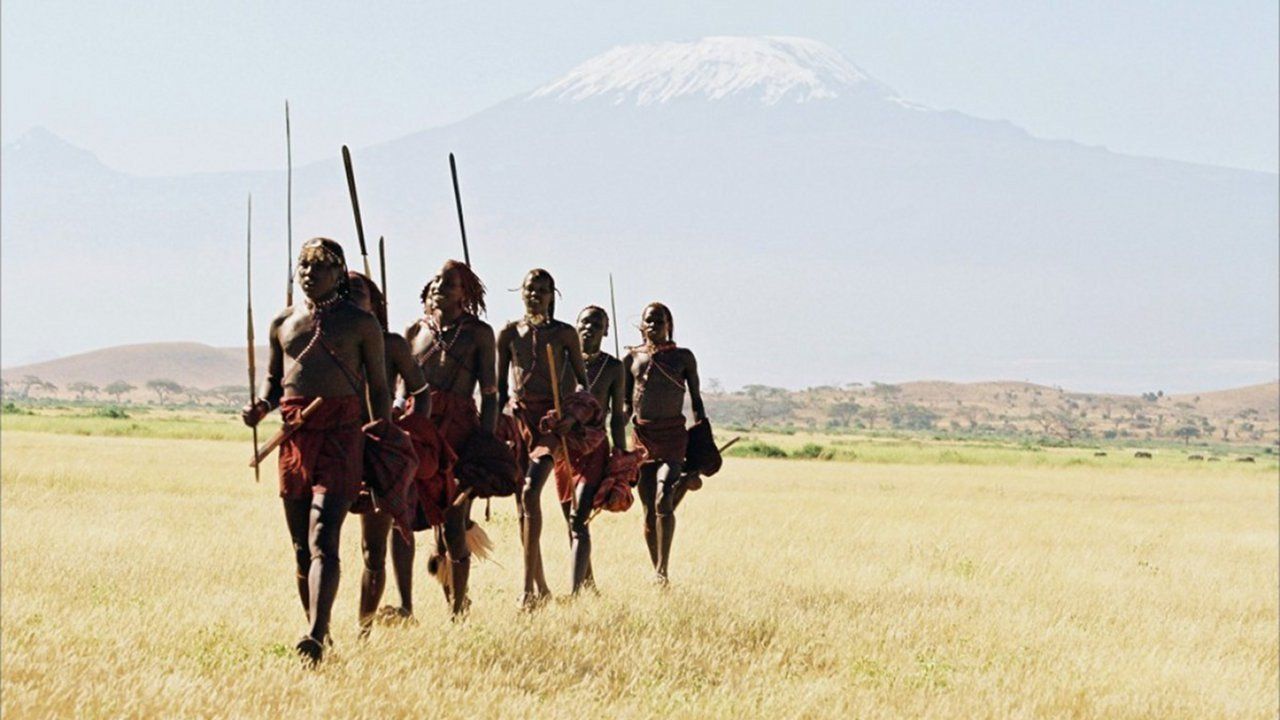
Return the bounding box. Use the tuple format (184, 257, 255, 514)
(519, 455, 554, 604)
(653, 461, 681, 584)
(358, 510, 391, 635)
(283, 498, 313, 618)
(301, 492, 353, 659)
(569, 479, 600, 594)
(637, 466, 659, 570)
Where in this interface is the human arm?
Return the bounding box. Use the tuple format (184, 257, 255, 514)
(476, 323, 499, 433)
(242, 310, 287, 426)
(495, 323, 513, 418)
(563, 325, 588, 389)
(609, 362, 627, 450)
(623, 351, 635, 418)
(684, 350, 705, 423)
(360, 317, 392, 422)
(389, 334, 430, 418)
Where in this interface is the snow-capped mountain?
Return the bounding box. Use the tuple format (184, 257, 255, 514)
(529, 36, 897, 106)
(3, 38, 1276, 391)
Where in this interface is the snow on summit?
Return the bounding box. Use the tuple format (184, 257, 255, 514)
(530, 36, 897, 106)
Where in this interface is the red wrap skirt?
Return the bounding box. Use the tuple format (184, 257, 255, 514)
(632, 415, 688, 467)
(278, 395, 364, 501)
(513, 397, 558, 460)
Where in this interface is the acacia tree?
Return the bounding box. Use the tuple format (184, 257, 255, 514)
(68, 381, 99, 401)
(1173, 425, 1201, 445)
(146, 379, 182, 405)
(104, 381, 135, 402)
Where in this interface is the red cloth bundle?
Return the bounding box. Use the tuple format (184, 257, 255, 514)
(683, 418, 723, 477)
(360, 418, 420, 540)
(395, 409, 458, 530)
(592, 449, 640, 513)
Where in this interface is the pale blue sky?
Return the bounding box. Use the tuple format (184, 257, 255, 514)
(3, 0, 1277, 175)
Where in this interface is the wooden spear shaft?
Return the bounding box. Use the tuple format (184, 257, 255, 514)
(285, 100, 294, 306)
(341, 145, 374, 279)
(609, 273, 622, 360)
(246, 194, 260, 482)
(378, 236, 387, 299)
(449, 153, 470, 267)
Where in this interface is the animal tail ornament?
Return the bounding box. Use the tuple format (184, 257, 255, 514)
(427, 552, 451, 590)
(465, 520, 494, 562)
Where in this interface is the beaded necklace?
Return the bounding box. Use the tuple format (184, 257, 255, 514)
(420, 313, 471, 365)
(635, 342, 684, 393)
(583, 351, 610, 393)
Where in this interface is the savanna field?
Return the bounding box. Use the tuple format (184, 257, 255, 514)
(1, 411, 1276, 718)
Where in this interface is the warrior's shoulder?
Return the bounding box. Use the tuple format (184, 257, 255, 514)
(384, 331, 410, 351)
(602, 353, 624, 369)
(461, 315, 493, 333)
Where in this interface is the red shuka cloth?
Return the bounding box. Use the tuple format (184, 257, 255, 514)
(632, 415, 688, 467)
(427, 389, 480, 452)
(278, 395, 365, 501)
(513, 396, 558, 460)
(361, 418, 420, 540)
(549, 392, 608, 504)
(395, 406, 457, 529)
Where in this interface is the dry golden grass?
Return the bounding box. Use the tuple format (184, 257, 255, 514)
(2, 429, 1276, 719)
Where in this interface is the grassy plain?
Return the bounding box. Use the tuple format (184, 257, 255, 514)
(1, 421, 1276, 718)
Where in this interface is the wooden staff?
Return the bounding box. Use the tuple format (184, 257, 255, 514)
(545, 344, 573, 510)
(341, 145, 374, 278)
(246, 194, 260, 482)
(250, 397, 323, 466)
(285, 100, 294, 305)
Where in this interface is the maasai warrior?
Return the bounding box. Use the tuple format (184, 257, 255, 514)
(242, 238, 392, 664)
(497, 269, 588, 608)
(554, 306, 627, 593)
(402, 259, 498, 617)
(345, 273, 430, 633)
(624, 302, 705, 586)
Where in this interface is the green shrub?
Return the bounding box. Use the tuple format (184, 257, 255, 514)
(2, 402, 31, 415)
(792, 443, 834, 460)
(92, 406, 130, 419)
(727, 441, 787, 459)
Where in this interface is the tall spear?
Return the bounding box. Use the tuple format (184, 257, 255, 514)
(447, 155, 486, 518)
(285, 100, 294, 305)
(449, 153, 471, 267)
(246, 195, 261, 482)
(609, 273, 622, 359)
(341, 145, 374, 278)
(378, 236, 387, 299)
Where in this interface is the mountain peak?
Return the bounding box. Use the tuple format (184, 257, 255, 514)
(530, 36, 897, 106)
(3, 126, 108, 173)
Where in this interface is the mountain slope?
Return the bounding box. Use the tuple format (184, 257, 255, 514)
(2, 37, 1275, 392)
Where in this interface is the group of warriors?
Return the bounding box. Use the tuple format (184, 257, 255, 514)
(241, 238, 720, 665)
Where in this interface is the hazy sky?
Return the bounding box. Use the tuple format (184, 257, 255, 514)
(3, 0, 1277, 175)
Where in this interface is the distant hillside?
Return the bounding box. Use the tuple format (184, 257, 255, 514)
(1, 342, 266, 391)
(3, 342, 1275, 447)
(705, 380, 1279, 447)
